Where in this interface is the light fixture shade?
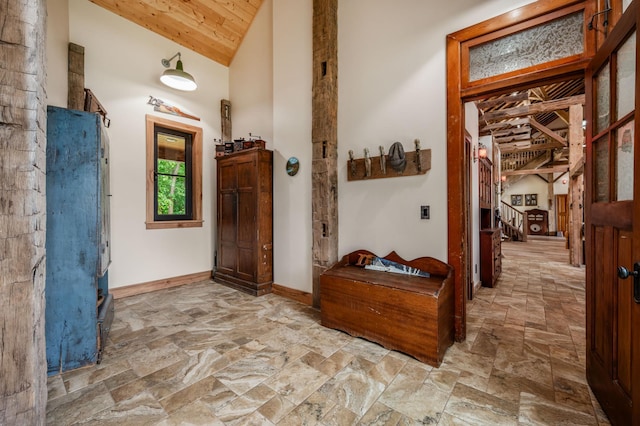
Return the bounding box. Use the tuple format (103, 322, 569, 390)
(478, 143, 488, 159)
(160, 58, 197, 91)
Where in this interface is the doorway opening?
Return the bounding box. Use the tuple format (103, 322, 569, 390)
(446, 0, 596, 341)
(465, 79, 587, 300)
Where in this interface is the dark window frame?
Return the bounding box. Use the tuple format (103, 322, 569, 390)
(153, 126, 193, 221)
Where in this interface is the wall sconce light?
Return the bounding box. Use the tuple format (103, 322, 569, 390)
(473, 143, 488, 162)
(501, 175, 507, 182)
(160, 52, 197, 91)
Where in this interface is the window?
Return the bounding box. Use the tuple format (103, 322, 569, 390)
(146, 115, 202, 229)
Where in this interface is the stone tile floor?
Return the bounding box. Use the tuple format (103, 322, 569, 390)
(47, 239, 611, 425)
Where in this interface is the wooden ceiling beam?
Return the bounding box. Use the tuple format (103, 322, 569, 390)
(534, 86, 571, 125)
(476, 92, 529, 110)
(499, 141, 564, 153)
(530, 118, 567, 146)
(492, 126, 531, 137)
(481, 94, 585, 122)
(495, 133, 532, 143)
(480, 118, 530, 135)
(502, 165, 569, 176)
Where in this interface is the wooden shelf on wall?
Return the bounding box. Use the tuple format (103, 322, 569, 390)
(347, 149, 431, 181)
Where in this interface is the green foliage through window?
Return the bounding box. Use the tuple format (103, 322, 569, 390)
(154, 126, 192, 221)
(156, 160, 186, 215)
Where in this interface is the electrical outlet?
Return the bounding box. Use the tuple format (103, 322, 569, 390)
(420, 205, 430, 219)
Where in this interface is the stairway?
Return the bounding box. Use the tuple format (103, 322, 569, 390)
(500, 201, 526, 242)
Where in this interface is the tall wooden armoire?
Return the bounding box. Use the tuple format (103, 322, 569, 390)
(215, 148, 273, 296)
(45, 106, 114, 374)
(478, 157, 501, 287)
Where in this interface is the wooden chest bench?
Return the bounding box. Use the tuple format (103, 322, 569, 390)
(320, 250, 454, 367)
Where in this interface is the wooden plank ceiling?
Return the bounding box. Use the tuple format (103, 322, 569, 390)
(476, 78, 585, 179)
(89, 0, 264, 66)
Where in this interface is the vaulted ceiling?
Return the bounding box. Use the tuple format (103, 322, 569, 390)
(89, 0, 264, 66)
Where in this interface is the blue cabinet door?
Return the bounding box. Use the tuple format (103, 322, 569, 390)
(45, 106, 110, 374)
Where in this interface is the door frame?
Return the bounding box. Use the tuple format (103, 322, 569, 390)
(446, 0, 596, 340)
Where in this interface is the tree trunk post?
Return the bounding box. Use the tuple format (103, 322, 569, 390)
(0, 0, 48, 423)
(311, 0, 339, 308)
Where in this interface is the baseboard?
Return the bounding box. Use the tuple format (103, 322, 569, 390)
(110, 270, 213, 299)
(272, 283, 313, 306)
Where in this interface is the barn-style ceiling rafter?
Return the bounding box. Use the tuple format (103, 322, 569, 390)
(475, 78, 585, 180)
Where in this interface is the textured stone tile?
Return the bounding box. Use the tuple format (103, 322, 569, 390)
(444, 383, 518, 426)
(381, 380, 449, 424)
(127, 343, 190, 377)
(155, 399, 223, 426)
(487, 368, 555, 404)
(211, 394, 263, 424)
(159, 375, 221, 414)
(369, 353, 406, 386)
(47, 374, 67, 401)
(46, 382, 115, 425)
(358, 401, 403, 425)
(215, 350, 278, 394)
(76, 390, 165, 425)
(519, 391, 598, 425)
(317, 404, 358, 426)
(315, 349, 355, 377)
(277, 391, 338, 425)
(320, 357, 386, 417)
(266, 359, 330, 406)
(63, 358, 131, 393)
(45, 248, 606, 426)
(257, 393, 297, 424)
(553, 376, 595, 415)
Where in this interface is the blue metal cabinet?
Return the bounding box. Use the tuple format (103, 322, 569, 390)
(45, 106, 112, 374)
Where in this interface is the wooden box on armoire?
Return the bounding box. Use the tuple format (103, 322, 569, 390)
(215, 148, 273, 296)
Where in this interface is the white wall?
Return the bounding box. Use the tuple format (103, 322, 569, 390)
(465, 102, 480, 288)
(271, 0, 314, 291)
(230, 0, 273, 143)
(229, 0, 535, 294)
(231, 0, 314, 293)
(46, 0, 69, 107)
(501, 175, 565, 213)
(337, 0, 535, 264)
(62, 0, 229, 288)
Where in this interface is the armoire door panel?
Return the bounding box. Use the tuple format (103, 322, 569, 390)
(237, 159, 256, 188)
(218, 163, 237, 191)
(237, 190, 256, 244)
(219, 242, 237, 272)
(219, 192, 237, 243)
(237, 247, 256, 279)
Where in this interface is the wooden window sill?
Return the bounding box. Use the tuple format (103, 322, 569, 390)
(146, 220, 203, 230)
